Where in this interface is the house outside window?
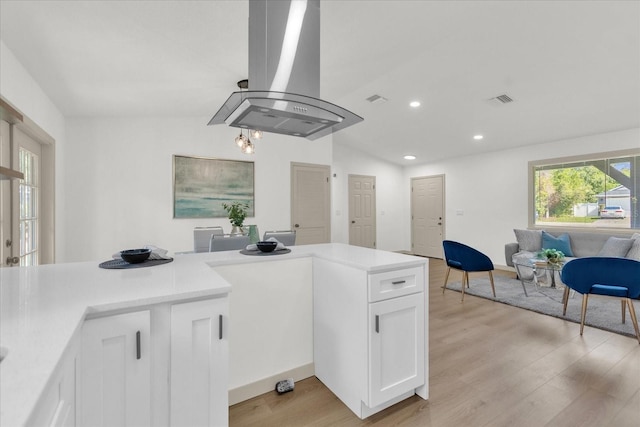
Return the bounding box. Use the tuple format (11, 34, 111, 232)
(530, 150, 639, 231)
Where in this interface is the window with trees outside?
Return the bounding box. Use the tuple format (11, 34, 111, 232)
(531, 150, 639, 230)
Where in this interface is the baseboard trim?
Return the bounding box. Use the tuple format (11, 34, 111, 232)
(228, 363, 315, 406)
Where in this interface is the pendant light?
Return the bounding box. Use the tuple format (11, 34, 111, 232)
(241, 139, 255, 154)
(235, 130, 248, 148)
(232, 80, 262, 154)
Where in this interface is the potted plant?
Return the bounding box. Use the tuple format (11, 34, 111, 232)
(537, 248, 565, 266)
(222, 202, 249, 235)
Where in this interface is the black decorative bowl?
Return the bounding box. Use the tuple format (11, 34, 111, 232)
(121, 248, 152, 264)
(256, 241, 278, 253)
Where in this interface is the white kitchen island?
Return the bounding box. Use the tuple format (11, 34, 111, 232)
(0, 243, 428, 426)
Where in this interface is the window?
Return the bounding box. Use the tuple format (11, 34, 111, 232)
(19, 146, 39, 266)
(530, 150, 639, 230)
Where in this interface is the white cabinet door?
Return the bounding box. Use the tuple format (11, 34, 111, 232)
(27, 337, 79, 427)
(171, 298, 228, 427)
(369, 293, 425, 408)
(81, 310, 151, 426)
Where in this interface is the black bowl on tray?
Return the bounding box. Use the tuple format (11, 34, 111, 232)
(120, 248, 152, 264)
(256, 241, 278, 253)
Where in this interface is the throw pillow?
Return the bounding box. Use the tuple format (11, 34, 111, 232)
(541, 231, 574, 256)
(626, 233, 640, 261)
(513, 229, 542, 252)
(597, 237, 634, 257)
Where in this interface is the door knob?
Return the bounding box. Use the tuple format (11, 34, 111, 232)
(6, 256, 19, 266)
(351, 220, 356, 224)
(294, 224, 300, 228)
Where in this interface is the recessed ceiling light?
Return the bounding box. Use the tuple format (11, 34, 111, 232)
(404, 155, 416, 160)
(473, 135, 484, 140)
(409, 101, 421, 108)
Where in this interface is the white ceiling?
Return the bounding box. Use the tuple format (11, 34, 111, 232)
(1, 0, 639, 165)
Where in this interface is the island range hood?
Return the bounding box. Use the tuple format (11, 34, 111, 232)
(208, 0, 363, 141)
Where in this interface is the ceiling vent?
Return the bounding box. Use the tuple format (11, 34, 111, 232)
(487, 94, 515, 106)
(366, 94, 388, 104)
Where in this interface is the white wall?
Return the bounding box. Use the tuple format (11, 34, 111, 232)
(403, 128, 640, 267)
(64, 117, 332, 262)
(0, 41, 65, 143)
(332, 143, 406, 251)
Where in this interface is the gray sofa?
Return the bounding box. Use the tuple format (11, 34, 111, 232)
(505, 229, 640, 267)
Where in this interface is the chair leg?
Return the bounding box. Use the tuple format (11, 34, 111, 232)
(488, 270, 496, 297)
(562, 287, 570, 316)
(625, 298, 640, 344)
(621, 299, 626, 324)
(580, 294, 589, 336)
(443, 267, 451, 294)
(461, 271, 467, 302)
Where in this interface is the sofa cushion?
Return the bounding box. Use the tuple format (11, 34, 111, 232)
(560, 232, 615, 257)
(542, 231, 574, 256)
(626, 233, 640, 261)
(514, 229, 542, 252)
(597, 237, 634, 257)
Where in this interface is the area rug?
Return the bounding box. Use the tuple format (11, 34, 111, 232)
(445, 275, 640, 338)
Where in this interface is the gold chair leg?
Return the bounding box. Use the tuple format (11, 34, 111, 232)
(625, 298, 640, 344)
(443, 267, 451, 294)
(621, 299, 626, 324)
(580, 294, 589, 336)
(488, 270, 496, 297)
(562, 287, 570, 316)
(461, 272, 467, 302)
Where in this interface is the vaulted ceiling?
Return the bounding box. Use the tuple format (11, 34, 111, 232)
(1, 0, 638, 165)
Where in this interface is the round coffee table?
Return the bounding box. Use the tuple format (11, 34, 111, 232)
(513, 258, 564, 297)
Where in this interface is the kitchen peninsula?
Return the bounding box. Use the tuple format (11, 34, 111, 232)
(0, 243, 428, 426)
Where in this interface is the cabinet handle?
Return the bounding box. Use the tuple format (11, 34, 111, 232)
(375, 315, 380, 333)
(391, 280, 406, 285)
(219, 315, 223, 340)
(136, 331, 141, 360)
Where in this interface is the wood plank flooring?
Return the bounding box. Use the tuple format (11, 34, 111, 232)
(229, 258, 640, 426)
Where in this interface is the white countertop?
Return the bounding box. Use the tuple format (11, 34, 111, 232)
(0, 243, 424, 426)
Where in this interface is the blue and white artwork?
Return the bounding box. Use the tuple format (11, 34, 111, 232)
(173, 155, 254, 218)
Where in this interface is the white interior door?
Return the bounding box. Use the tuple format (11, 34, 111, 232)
(1, 100, 53, 265)
(411, 175, 444, 258)
(349, 174, 376, 248)
(291, 163, 331, 245)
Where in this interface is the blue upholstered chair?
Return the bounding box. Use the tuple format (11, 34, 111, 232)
(561, 257, 640, 343)
(442, 240, 496, 302)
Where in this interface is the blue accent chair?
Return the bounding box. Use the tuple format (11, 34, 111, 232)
(442, 240, 496, 302)
(561, 257, 640, 343)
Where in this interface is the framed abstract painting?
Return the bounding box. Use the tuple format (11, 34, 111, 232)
(173, 155, 255, 218)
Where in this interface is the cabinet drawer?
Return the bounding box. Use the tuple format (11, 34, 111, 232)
(368, 266, 424, 302)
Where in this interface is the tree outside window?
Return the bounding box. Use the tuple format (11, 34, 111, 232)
(532, 152, 638, 230)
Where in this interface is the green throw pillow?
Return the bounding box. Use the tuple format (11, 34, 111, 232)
(541, 231, 574, 257)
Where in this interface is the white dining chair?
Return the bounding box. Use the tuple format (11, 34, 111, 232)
(193, 226, 224, 253)
(209, 234, 250, 252)
(262, 230, 296, 246)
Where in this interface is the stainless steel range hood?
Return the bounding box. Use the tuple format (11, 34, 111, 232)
(208, 0, 363, 140)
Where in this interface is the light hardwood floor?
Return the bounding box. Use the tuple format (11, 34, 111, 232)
(229, 258, 640, 426)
